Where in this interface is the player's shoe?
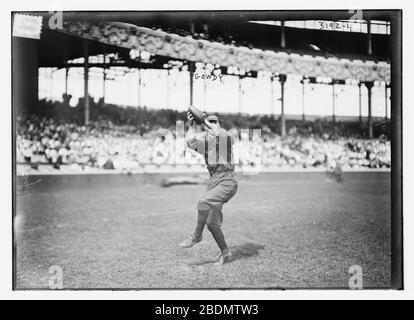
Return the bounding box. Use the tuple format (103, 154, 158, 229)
(214, 250, 232, 267)
(179, 234, 202, 248)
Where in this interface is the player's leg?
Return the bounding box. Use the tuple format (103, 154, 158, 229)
(180, 177, 237, 249)
(179, 196, 210, 248)
(204, 179, 238, 264)
(206, 203, 228, 252)
(206, 202, 232, 266)
(194, 200, 210, 240)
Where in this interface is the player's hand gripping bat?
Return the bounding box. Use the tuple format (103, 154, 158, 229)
(187, 105, 211, 129)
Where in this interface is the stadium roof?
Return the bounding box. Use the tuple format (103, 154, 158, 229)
(29, 10, 394, 68)
(39, 27, 173, 69)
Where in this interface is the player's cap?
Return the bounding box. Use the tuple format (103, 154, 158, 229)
(206, 115, 219, 123)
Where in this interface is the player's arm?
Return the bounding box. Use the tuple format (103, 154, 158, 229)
(185, 111, 206, 154)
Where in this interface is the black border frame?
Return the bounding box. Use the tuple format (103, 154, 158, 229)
(11, 9, 403, 291)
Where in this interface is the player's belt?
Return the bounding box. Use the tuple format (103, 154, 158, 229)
(211, 171, 235, 179)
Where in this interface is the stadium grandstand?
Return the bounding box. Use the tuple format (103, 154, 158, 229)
(13, 11, 393, 173)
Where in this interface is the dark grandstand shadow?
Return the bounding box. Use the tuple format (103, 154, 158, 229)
(189, 243, 265, 267)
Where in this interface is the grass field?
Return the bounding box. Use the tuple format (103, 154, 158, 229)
(15, 171, 391, 289)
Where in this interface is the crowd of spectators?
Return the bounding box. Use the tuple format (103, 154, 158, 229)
(16, 114, 391, 172)
(32, 99, 386, 138)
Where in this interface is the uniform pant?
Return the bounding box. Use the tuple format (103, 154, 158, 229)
(194, 172, 238, 252)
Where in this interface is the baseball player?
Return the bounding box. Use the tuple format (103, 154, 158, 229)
(179, 111, 238, 266)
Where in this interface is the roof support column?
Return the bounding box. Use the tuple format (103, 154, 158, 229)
(12, 36, 39, 114)
(385, 83, 389, 120)
(137, 68, 141, 107)
(203, 74, 207, 112)
(365, 81, 374, 139)
(281, 20, 286, 48)
(358, 82, 362, 124)
(279, 74, 287, 136)
(332, 82, 336, 123)
(83, 40, 90, 125)
(166, 69, 170, 109)
(270, 76, 274, 117)
(102, 52, 106, 104)
(189, 62, 195, 106)
(367, 20, 373, 56)
(238, 76, 242, 114)
(65, 66, 68, 96)
(302, 79, 306, 122)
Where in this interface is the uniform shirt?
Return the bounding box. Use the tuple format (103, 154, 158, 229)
(188, 128, 235, 176)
